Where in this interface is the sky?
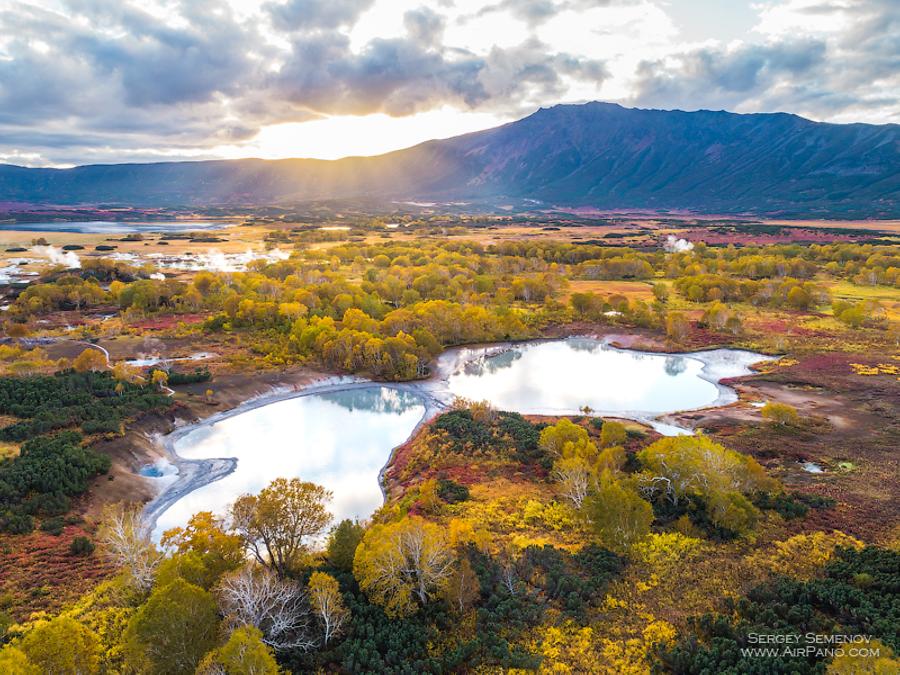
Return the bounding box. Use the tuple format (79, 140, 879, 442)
(0, 0, 897, 167)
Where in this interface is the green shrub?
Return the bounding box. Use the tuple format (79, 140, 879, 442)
(69, 536, 95, 556)
(437, 479, 470, 504)
(40, 516, 65, 536)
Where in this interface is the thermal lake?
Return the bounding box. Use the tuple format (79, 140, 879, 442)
(147, 338, 771, 537)
(443, 337, 766, 420)
(150, 387, 425, 539)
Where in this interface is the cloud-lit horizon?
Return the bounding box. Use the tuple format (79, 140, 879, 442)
(0, 0, 897, 167)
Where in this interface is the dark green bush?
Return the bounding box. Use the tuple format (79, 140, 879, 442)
(40, 516, 65, 536)
(654, 546, 900, 673)
(69, 536, 95, 556)
(437, 478, 469, 504)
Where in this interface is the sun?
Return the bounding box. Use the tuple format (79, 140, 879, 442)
(218, 108, 506, 161)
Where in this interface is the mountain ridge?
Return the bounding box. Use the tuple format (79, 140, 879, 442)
(2, 102, 898, 216)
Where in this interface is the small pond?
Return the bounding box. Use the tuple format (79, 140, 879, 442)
(444, 337, 766, 420)
(151, 387, 424, 539)
(139, 458, 178, 479)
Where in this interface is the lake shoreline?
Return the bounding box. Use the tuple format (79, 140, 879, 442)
(141, 336, 775, 534)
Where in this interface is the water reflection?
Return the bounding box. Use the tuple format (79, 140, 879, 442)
(447, 338, 722, 416)
(153, 387, 424, 538)
(567, 337, 602, 353)
(462, 349, 522, 376)
(665, 356, 687, 376)
(318, 386, 421, 414)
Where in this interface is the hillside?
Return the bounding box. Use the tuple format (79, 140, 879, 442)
(1, 103, 898, 216)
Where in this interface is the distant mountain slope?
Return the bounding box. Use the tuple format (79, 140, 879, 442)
(1, 102, 898, 216)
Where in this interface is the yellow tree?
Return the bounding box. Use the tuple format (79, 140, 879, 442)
(761, 401, 800, 426)
(124, 578, 220, 674)
(231, 478, 333, 577)
(827, 639, 899, 674)
(539, 418, 590, 457)
(308, 572, 350, 646)
(636, 435, 772, 536)
(20, 616, 100, 675)
(112, 360, 144, 385)
(150, 369, 169, 390)
(353, 516, 456, 617)
(196, 625, 280, 675)
(581, 473, 653, 553)
(636, 434, 773, 507)
(417, 478, 442, 514)
(443, 555, 480, 615)
(548, 424, 601, 509)
(161, 511, 244, 583)
(666, 313, 690, 341)
(72, 347, 107, 372)
(599, 420, 627, 448)
(0, 647, 39, 675)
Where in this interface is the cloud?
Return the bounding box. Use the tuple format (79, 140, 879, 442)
(632, 40, 827, 110)
(267, 0, 376, 31)
(631, 0, 899, 122)
(272, 34, 607, 117)
(1, 1, 261, 110)
(404, 7, 446, 46)
(0, 0, 896, 166)
(0, 0, 613, 164)
(477, 0, 622, 27)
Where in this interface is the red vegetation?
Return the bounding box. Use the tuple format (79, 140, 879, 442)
(680, 227, 867, 246)
(0, 526, 113, 620)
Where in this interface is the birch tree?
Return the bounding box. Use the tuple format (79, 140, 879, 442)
(582, 473, 653, 553)
(217, 564, 314, 652)
(196, 625, 279, 675)
(353, 516, 455, 617)
(96, 502, 161, 592)
(307, 572, 349, 646)
(552, 455, 592, 509)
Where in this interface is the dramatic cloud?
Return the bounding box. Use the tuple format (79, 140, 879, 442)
(477, 0, 623, 27)
(632, 40, 827, 110)
(267, 0, 376, 32)
(271, 32, 605, 117)
(631, 0, 899, 122)
(0, 0, 895, 166)
(404, 7, 446, 46)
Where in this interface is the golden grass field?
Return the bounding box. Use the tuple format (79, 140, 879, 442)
(561, 279, 655, 302)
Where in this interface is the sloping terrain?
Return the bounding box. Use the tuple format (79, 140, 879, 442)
(1, 103, 897, 215)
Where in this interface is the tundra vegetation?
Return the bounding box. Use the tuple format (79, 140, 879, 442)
(0, 426, 895, 673)
(0, 222, 897, 672)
